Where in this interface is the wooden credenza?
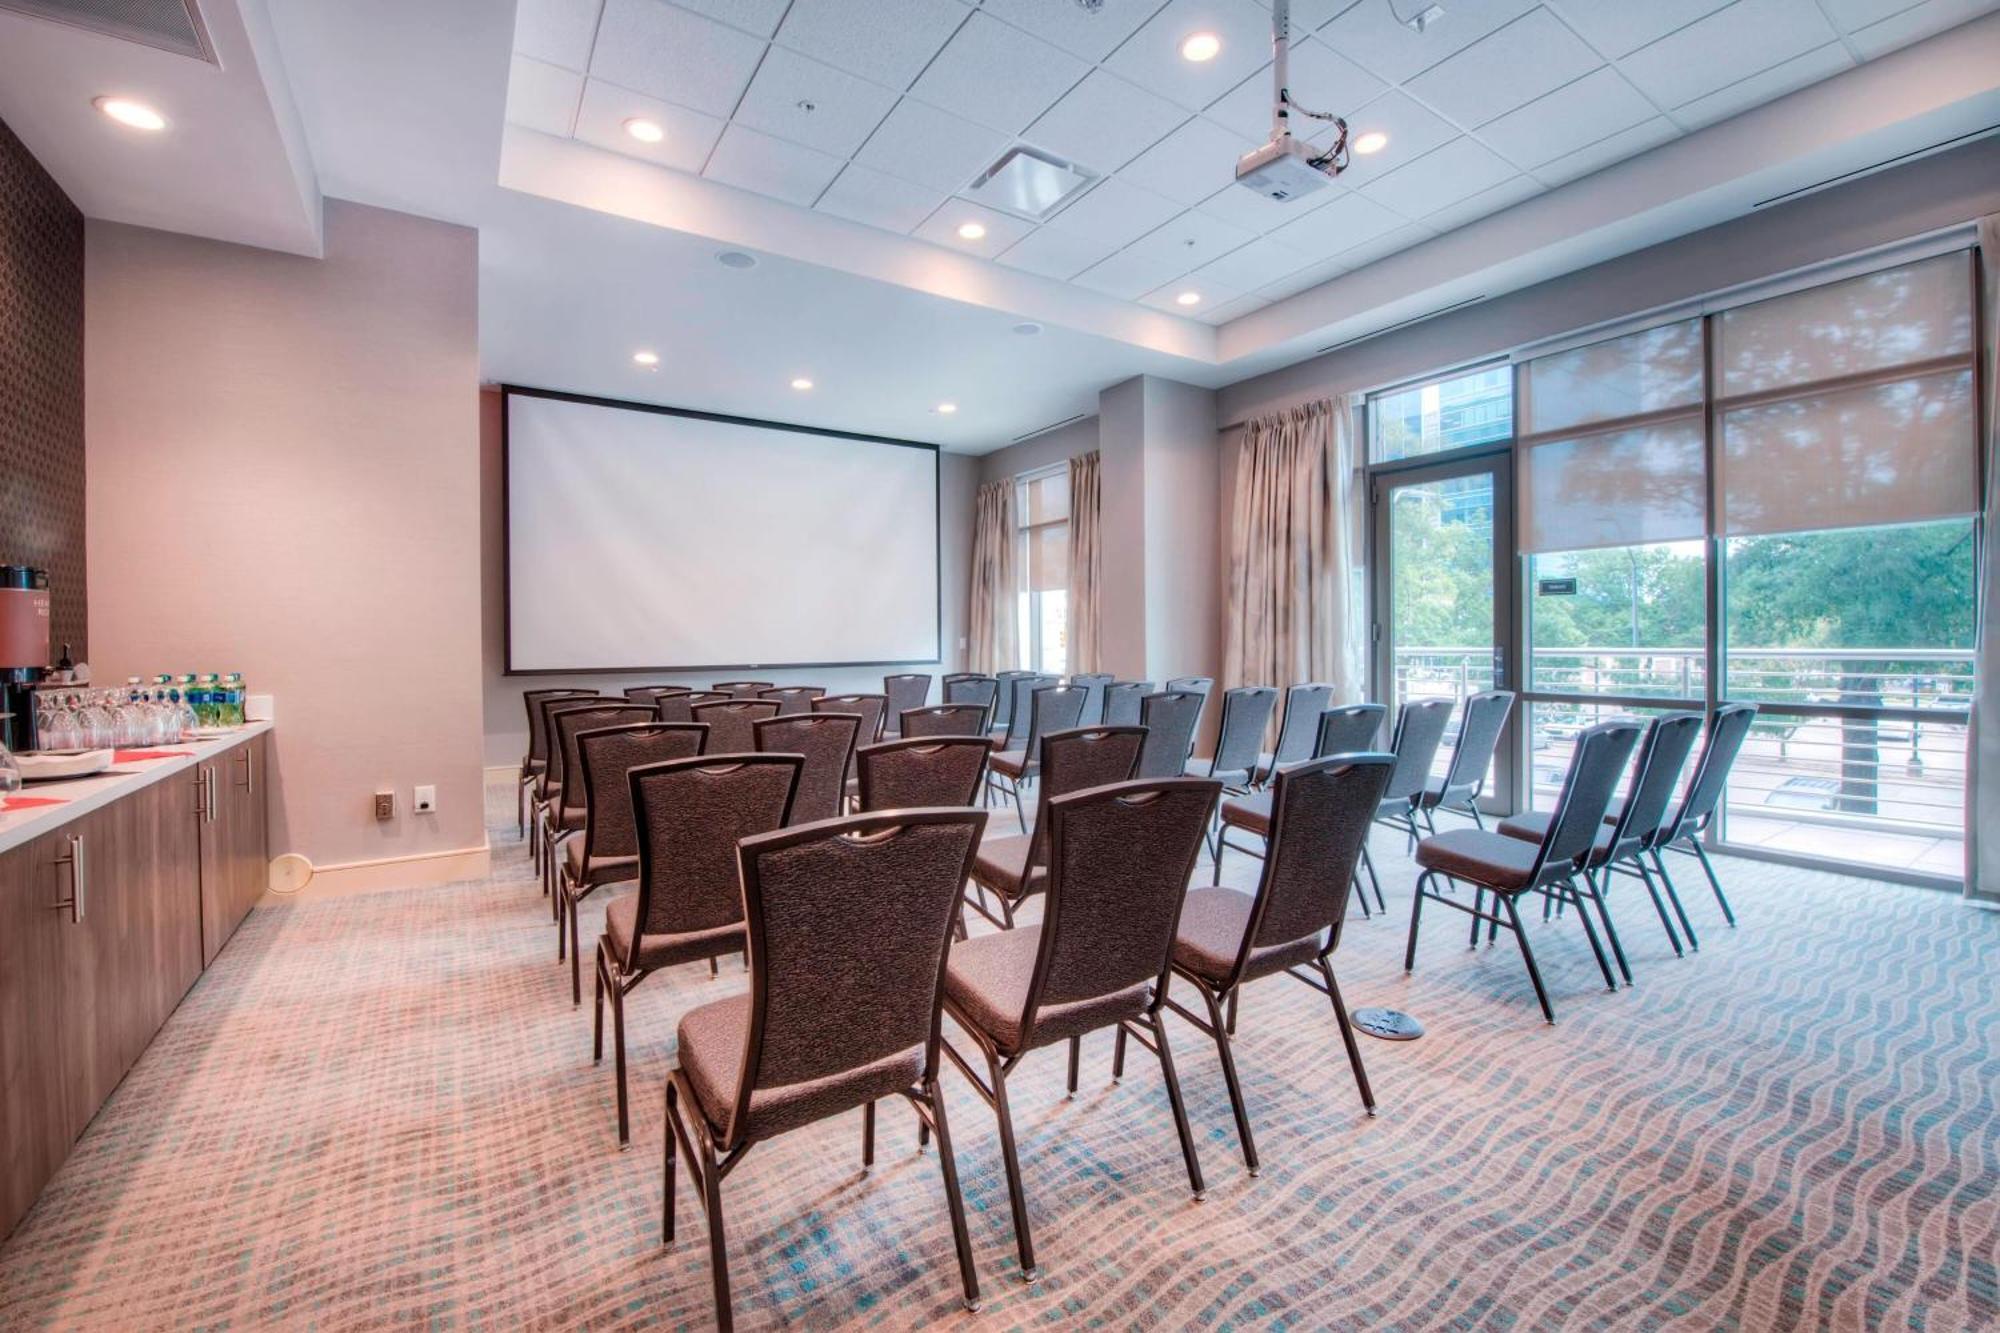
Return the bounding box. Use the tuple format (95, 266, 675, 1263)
(0, 727, 270, 1239)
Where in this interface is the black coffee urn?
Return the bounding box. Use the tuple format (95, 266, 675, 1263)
(0, 565, 50, 752)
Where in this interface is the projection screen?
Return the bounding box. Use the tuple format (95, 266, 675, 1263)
(505, 388, 940, 672)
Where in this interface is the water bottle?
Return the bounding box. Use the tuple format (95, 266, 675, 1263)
(223, 673, 246, 727)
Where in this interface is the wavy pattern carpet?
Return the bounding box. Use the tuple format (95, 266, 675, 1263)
(0, 780, 1994, 1330)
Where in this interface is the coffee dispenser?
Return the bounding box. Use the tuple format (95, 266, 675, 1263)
(0, 565, 50, 752)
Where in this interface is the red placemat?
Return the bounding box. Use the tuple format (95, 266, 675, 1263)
(114, 749, 193, 763)
(4, 795, 68, 811)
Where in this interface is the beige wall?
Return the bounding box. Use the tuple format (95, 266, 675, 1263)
(85, 200, 486, 872)
(479, 388, 978, 766)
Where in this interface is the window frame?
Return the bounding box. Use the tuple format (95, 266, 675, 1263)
(1015, 462, 1069, 675)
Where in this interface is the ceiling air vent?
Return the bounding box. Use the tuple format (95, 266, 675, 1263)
(1315, 295, 1488, 355)
(0, 0, 215, 63)
(1012, 413, 1088, 445)
(966, 147, 1095, 221)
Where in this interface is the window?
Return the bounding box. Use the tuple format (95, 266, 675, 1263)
(1368, 365, 1513, 463)
(1016, 467, 1068, 674)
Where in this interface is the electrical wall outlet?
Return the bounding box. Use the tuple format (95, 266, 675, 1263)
(413, 784, 437, 814)
(374, 790, 395, 820)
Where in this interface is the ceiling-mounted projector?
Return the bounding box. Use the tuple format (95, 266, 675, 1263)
(1234, 0, 1350, 201)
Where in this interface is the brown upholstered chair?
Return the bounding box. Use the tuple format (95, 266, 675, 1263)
(899, 703, 990, 739)
(1133, 690, 1202, 779)
(1168, 753, 1394, 1173)
(1254, 683, 1335, 787)
(942, 673, 999, 727)
(987, 683, 1088, 830)
(881, 673, 932, 735)
(528, 690, 602, 871)
(1415, 689, 1514, 832)
(965, 725, 1145, 931)
(855, 736, 991, 812)
(1101, 681, 1153, 727)
(545, 702, 652, 903)
(653, 692, 718, 724)
(943, 777, 1222, 1283)
(813, 692, 886, 744)
(625, 685, 692, 708)
(757, 685, 825, 716)
(560, 722, 707, 1003)
(594, 753, 802, 1144)
(714, 680, 774, 699)
(1406, 720, 1643, 1024)
(664, 808, 989, 1327)
(753, 711, 860, 825)
(690, 698, 780, 753)
(1216, 703, 1386, 915)
(520, 688, 595, 842)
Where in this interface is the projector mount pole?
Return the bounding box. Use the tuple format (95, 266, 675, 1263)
(1269, 0, 1351, 172)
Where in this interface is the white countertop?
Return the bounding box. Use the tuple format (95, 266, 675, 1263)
(0, 721, 272, 857)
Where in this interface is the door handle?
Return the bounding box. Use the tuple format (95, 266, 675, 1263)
(207, 765, 218, 823)
(51, 834, 83, 923)
(194, 766, 208, 819)
(234, 746, 253, 793)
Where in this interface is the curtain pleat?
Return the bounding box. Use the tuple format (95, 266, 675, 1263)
(1066, 451, 1102, 674)
(1969, 216, 1999, 903)
(968, 478, 1018, 675)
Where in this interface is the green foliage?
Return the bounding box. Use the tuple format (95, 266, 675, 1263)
(1724, 521, 1975, 651)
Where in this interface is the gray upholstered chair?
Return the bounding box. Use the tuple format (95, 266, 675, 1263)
(1255, 683, 1335, 786)
(988, 673, 1056, 751)
(559, 722, 707, 1004)
(943, 777, 1222, 1283)
(1357, 698, 1456, 913)
(545, 701, 653, 904)
(754, 711, 861, 825)
(986, 683, 1088, 831)
(713, 680, 774, 700)
(856, 736, 991, 812)
(881, 673, 933, 735)
(1407, 720, 1643, 1024)
(1649, 702, 1760, 937)
(989, 669, 1036, 731)
(1169, 753, 1394, 1172)
(1133, 690, 1202, 779)
(1190, 685, 1278, 789)
(665, 808, 989, 1327)
(1415, 689, 1513, 832)
(1101, 681, 1153, 727)
(965, 725, 1146, 931)
(529, 691, 604, 870)
(520, 688, 595, 843)
(690, 698, 781, 753)
(942, 673, 999, 728)
(594, 752, 802, 1144)
(1066, 673, 1115, 726)
(757, 685, 825, 717)
(899, 703, 991, 739)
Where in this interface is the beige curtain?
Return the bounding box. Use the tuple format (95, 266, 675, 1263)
(1066, 451, 1102, 674)
(968, 478, 1018, 675)
(1970, 215, 1999, 903)
(1223, 397, 1366, 705)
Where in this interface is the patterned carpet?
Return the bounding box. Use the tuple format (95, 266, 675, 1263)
(1, 780, 1995, 1330)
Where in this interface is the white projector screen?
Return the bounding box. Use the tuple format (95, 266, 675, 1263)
(506, 389, 940, 672)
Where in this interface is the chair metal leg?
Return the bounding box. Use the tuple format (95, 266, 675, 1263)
(569, 892, 585, 1006)
(1404, 871, 1430, 972)
(1318, 955, 1376, 1114)
(697, 1126, 733, 1331)
(1469, 886, 1486, 949)
(1225, 987, 1239, 1036)
(1632, 855, 1685, 957)
(1564, 876, 1617, 992)
(1502, 893, 1556, 1024)
(613, 980, 631, 1147)
(1147, 1012, 1206, 1201)
(1360, 843, 1385, 914)
(1066, 1036, 1080, 1097)
(592, 944, 606, 1063)
(986, 1052, 1038, 1282)
(1010, 780, 1027, 835)
(1196, 986, 1259, 1173)
(1651, 849, 1701, 951)
(1583, 869, 1631, 986)
(862, 1101, 875, 1170)
(1688, 835, 1737, 926)
(924, 1077, 982, 1313)
(663, 1079, 677, 1243)
(1349, 874, 1374, 919)
(1112, 1024, 1127, 1082)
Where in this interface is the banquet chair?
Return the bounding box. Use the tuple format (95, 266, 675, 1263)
(986, 683, 1087, 831)
(1101, 681, 1153, 727)
(1415, 689, 1514, 832)
(942, 674, 998, 728)
(657, 691, 727, 724)
(753, 712, 860, 825)
(856, 735, 991, 812)
(881, 673, 932, 735)
(520, 688, 594, 842)
(1358, 699, 1455, 912)
(1254, 683, 1335, 787)
(690, 699, 780, 753)
(899, 703, 990, 739)
(989, 670, 1036, 732)
(625, 685, 692, 708)
(713, 681, 774, 700)
(544, 701, 651, 903)
(1067, 673, 1115, 726)
(757, 685, 824, 717)
(1133, 690, 1203, 779)
(1214, 702, 1386, 912)
(1650, 702, 1760, 937)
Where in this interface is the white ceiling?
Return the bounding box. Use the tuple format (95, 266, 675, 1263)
(504, 0, 2000, 322)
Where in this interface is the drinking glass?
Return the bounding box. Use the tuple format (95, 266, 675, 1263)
(77, 691, 115, 749)
(0, 722, 21, 794)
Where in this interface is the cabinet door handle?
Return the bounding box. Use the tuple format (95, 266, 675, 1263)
(235, 746, 254, 794)
(51, 834, 83, 923)
(194, 767, 208, 819)
(207, 765, 218, 823)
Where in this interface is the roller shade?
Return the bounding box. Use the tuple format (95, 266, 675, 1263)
(1024, 522, 1068, 592)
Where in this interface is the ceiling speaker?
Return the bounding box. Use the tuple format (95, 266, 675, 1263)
(0, 0, 214, 63)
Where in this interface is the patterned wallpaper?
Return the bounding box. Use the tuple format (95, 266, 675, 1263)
(0, 114, 85, 662)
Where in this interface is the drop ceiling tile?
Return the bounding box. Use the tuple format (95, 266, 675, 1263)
(1190, 236, 1318, 289)
(1024, 70, 1191, 174)
(910, 12, 1091, 134)
(590, 0, 765, 118)
(1104, 0, 1279, 112)
(977, 0, 1163, 61)
(1316, 90, 1459, 189)
(1195, 292, 1272, 324)
(1122, 208, 1259, 273)
(1477, 67, 1656, 169)
(1329, 220, 1435, 267)
(1256, 256, 1350, 301)
(1543, 0, 1735, 57)
(912, 199, 1038, 258)
(1074, 249, 1198, 300)
(702, 123, 845, 206)
(514, 0, 602, 71)
(1267, 188, 1405, 260)
(507, 55, 585, 137)
(1403, 9, 1604, 130)
(1140, 277, 1244, 313)
(996, 226, 1120, 280)
(1359, 137, 1517, 218)
(1317, 0, 1540, 85)
(1119, 116, 1254, 205)
(1531, 116, 1678, 185)
(853, 99, 1010, 194)
(672, 0, 791, 38)
(1670, 42, 1853, 129)
(1193, 174, 1338, 232)
(1042, 177, 1186, 248)
(1203, 38, 1387, 142)
(1421, 173, 1544, 231)
(574, 78, 726, 171)
(733, 48, 899, 156)
(815, 163, 946, 233)
(1618, 0, 1838, 109)
(1820, 0, 1926, 29)
(774, 0, 969, 89)
(1846, 0, 2000, 57)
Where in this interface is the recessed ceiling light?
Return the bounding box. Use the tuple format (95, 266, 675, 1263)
(791, 377, 814, 391)
(936, 402, 958, 415)
(1175, 291, 1202, 307)
(632, 350, 659, 367)
(623, 117, 665, 144)
(716, 250, 757, 270)
(1180, 31, 1221, 62)
(956, 221, 987, 241)
(94, 96, 166, 132)
(1012, 322, 1043, 336)
(1354, 131, 1389, 155)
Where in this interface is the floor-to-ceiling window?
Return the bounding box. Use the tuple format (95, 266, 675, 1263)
(1016, 465, 1069, 674)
